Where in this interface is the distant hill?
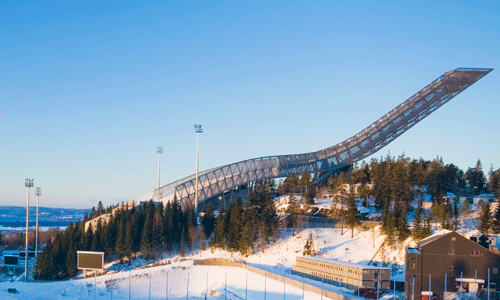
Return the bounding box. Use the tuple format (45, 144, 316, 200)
(0, 206, 88, 230)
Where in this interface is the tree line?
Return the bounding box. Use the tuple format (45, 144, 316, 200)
(210, 180, 280, 256)
(337, 155, 500, 244)
(35, 198, 201, 280)
(34, 180, 279, 280)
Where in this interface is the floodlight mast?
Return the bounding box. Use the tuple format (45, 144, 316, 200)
(194, 125, 203, 213)
(35, 187, 41, 263)
(25, 178, 34, 281)
(157, 147, 163, 190)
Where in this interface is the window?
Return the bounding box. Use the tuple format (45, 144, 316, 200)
(448, 249, 454, 255)
(448, 265, 454, 271)
(451, 237, 456, 241)
(410, 263, 415, 269)
(470, 250, 480, 257)
(493, 268, 498, 274)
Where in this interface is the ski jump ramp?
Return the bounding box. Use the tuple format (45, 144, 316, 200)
(136, 68, 492, 209)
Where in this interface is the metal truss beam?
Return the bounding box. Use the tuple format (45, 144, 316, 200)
(135, 68, 492, 209)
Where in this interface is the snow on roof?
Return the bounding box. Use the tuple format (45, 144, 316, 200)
(417, 229, 453, 247)
(298, 256, 389, 270)
(446, 192, 457, 198)
(2, 250, 20, 256)
(455, 278, 485, 284)
(407, 248, 420, 254)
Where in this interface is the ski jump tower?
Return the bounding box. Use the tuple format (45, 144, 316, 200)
(136, 68, 492, 209)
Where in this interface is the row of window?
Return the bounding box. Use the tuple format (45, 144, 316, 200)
(447, 249, 481, 256)
(410, 264, 498, 274)
(311, 271, 343, 282)
(299, 259, 368, 275)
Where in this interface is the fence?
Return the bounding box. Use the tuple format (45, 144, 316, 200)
(194, 258, 359, 300)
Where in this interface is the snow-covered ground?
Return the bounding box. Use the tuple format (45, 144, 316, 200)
(0, 260, 360, 300)
(0, 227, 387, 300)
(1, 192, 496, 299)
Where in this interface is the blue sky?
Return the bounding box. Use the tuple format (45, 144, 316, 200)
(1, 1, 499, 209)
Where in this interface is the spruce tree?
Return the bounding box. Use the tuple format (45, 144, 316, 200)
(478, 202, 492, 235)
(346, 189, 360, 238)
(140, 216, 153, 259)
(492, 201, 500, 234)
(413, 205, 423, 240)
(202, 205, 216, 238)
(287, 193, 300, 236)
(239, 203, 255, 256)
(422, 216, 432, 238)
(83, 226, 94, 250)
(228, 198, 243, 250)
(213, 208, 227, 248)
(115, 220, 127, 259)
(303, 232, 316, 256)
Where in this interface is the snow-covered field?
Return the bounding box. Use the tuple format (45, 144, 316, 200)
(0, 260, 356, 300)
(0, 227, 387, 300)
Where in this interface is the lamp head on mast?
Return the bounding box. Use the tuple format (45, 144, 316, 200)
(25, 178, 34, 187)
(194, 125, 203, 134)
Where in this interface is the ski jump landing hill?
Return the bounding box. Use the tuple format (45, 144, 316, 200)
(136, 68, 492, 210)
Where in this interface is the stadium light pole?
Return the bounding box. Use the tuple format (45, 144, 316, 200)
(157, 147, 163, 191)
(194, 125, 203, 213)
(25, 178, 34, 281)
(35, 187, 41, 262)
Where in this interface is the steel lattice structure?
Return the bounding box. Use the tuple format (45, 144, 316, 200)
(136, 68, 492, 209)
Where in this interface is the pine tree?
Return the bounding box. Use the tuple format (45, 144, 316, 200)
(346, 189, 360, 238)
(299, 171, 311, 195)
(140, 216, 153, 259)
(303, 232, 316, 256)
(239, 203, 256, 256)
(179, 227, 187, 257)
(91, 218, 103, 252)
(383, 212, 396, 246)
(478, 202, 492, 235)
(287, 193, 300, 236)
(397, 210, 411, 242)
(488, 169, 500, 197)
(83, 226, 94, 250)
(412, 205, 423, 240)
(228, 198, 243, 250)
(97, 201, 105, 215)
(331, 175, 347, 235)
(359, 183, 371, 208)
(213, 208, 227, 248)
(422, 216, 432, 238)
(465, 159, 487, 195)
(124, 218, 133, 257)
(115, 220, 127, 259)
(492, 201, 500, 234)
(202, 205, 216, 238)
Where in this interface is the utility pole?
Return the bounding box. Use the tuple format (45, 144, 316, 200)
(157, 147, 163, 199)
(25, 178, 34, 281)
(35, 187, 41, 262)
(194, 125, 203, 213)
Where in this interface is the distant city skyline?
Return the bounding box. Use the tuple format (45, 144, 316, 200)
(1, 1, 499, 208)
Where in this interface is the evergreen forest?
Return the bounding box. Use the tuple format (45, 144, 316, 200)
(34, 156, 500, 280)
